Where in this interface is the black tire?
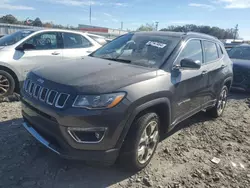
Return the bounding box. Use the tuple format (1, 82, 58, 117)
(118, 112, 160, 171)
(0, 70, 15, 97)
(207, 86, 228, 118)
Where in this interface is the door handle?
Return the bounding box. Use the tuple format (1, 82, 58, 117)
(52, 52, 60, 55)
(221, 64, 225, 68)
(201, 71, 207, 76)
(86, 50, 93, 53)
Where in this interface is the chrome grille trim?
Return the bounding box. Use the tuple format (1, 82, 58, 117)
(23, 79, 70, 108)
(33, 85, 41, 99)
(46, 90, 58, 105)
(28, 82, 35, 95)
(55, 93, 70, 109)
(39, 87, 49, 102)
(25, 80, 31, 92)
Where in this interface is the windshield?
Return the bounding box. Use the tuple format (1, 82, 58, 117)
(87, 34, 108, 45)
(0, 30, 35, 46)
(228, 46, 250, 60)
(91, 33, 181, 68)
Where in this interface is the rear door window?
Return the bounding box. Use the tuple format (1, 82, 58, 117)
(63, 33, 92, 49)
(203, 41, 219, 63)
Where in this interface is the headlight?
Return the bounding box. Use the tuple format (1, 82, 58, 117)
(72, 92, 126, 109)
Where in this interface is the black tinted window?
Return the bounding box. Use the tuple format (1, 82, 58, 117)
(228, 46, 250, 60)
(179, 40, 203, 63)
(25, 32, 60, 50)
(204, 41, 219, 63)
(63, 33, 92, 48)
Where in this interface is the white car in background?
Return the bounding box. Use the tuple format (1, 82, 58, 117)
(0, 29, 104, 97)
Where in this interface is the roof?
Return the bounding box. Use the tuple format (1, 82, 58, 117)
(21, 28, 105, 37)
(133, 31, 219, 41)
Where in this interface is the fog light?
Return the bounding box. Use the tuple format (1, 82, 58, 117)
(67, 127, 107, 144)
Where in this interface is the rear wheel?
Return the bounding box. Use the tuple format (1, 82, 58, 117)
(207, 86, 228, 118)
(118, 112, 160, 171)
(0, 70, 15, 97)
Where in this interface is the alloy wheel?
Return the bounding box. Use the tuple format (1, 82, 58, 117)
(0, 75, 10, 96)
(217, 88, 227, 115)
(137, 120, 159, 165)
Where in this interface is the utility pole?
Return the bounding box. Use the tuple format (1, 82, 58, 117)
(121, 21, 123, 30)
(89, 3, 92, 25)
(155, 21, 159, 31)
(234, 24, 238, 41)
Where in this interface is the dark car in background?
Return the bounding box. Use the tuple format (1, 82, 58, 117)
(228, 44, 250, 91)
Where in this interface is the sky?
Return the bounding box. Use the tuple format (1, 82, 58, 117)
(0, 0, 250, 39)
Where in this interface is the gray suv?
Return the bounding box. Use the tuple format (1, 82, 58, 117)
(21, 31, 233, 171)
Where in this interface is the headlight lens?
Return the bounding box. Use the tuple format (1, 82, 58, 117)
(72, 92, 126, 109)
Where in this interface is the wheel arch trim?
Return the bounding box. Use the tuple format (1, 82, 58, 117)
(115, 97, 171, 149)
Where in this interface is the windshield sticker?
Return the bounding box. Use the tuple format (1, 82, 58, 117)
(146, 41, 167, 48)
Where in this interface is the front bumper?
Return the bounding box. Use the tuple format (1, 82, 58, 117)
(22, 121, 119, 162)
(21, 96, 129, 163)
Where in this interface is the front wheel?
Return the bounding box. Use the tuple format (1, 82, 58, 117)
(118, 112, 160, 171)
(207, 86, 228, 118)
(0, 70, 15, 97)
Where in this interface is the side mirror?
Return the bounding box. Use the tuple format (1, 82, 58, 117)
(16, 43, 35, 51)
(180, 58, 201, 69)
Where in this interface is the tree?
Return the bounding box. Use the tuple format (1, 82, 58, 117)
(32, 17, 42, 27)
(137, 23, 155, 31)
(160, 24, 237, 39)
(0, 14, 18, 24)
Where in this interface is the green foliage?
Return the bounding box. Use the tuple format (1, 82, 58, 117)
(160, 24, 237, 39)
(32, 17, 43, 27)
(0, 14, 18, 24)
(137, 23, 155, 31)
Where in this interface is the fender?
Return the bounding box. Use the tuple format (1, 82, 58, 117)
(223, 76, 233, 88)
(115, 97, 171, 149)
(0, 61, 22, 81)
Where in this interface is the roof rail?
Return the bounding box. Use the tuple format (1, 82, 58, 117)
(186, 32, 218, 39)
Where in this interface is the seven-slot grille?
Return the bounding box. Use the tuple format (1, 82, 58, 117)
(23, 79, 70, 108)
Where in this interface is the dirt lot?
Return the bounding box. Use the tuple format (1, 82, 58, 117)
(0, 92, 250, 188)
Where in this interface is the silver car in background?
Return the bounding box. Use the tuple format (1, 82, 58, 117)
(0, 29, 104, 97)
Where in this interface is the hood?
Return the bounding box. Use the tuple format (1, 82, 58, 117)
(231, 58, 250, 68)
(32, 56, 157, 93)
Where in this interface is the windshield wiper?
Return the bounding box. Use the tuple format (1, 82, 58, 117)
(102, 57, 131, 63)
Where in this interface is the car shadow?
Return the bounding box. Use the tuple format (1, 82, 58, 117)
(159, 111, 211, 142)
(0, 118, 133, 188)
(228, 90, 250, 100)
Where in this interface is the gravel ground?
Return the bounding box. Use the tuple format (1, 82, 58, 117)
(0, 92, 250, 188)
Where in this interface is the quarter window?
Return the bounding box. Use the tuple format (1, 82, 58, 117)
(178, 40, 203, 63)
(63, 33, 92, 49)
(204, 41, 219, 63)
(25, 32, 61, 50)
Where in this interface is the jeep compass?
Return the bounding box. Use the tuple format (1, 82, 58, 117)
(21, 31, 233, 170)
